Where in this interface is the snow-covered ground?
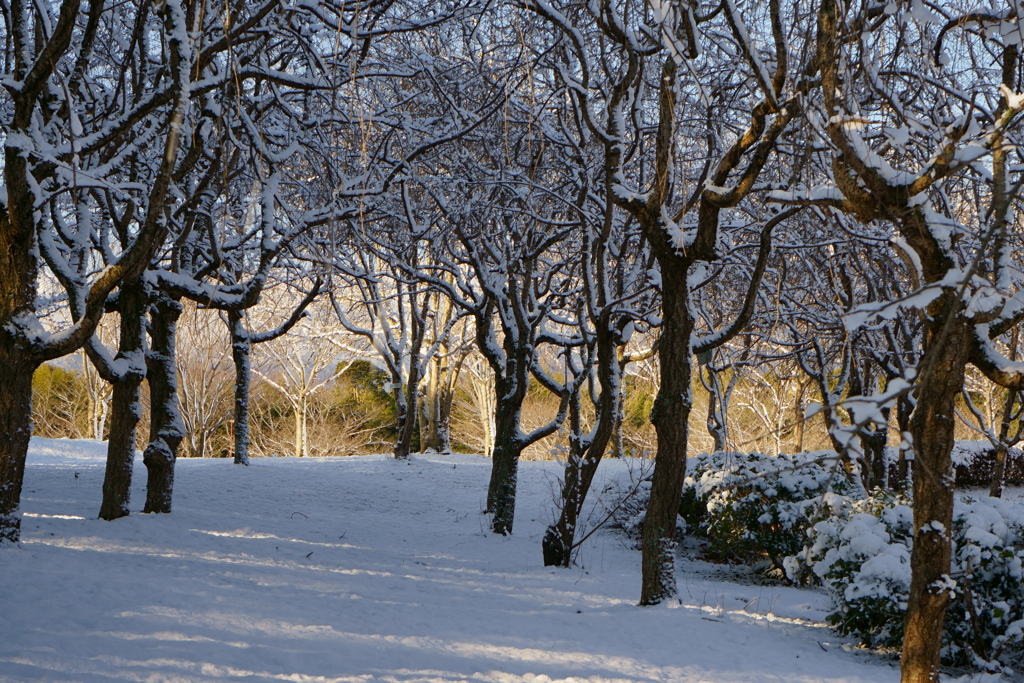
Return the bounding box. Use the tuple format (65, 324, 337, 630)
(0, 437, 964, 683)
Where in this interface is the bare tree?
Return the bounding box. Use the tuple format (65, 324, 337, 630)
(775, 2, 1024, 679)
(0, 0, 203, 539)
(521, 0, 811, 602)
(254, 301, 346, 459)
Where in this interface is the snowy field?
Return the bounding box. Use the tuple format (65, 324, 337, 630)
(0, 438, 978, 683)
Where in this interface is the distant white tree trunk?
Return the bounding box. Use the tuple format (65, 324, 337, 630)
(420, 312, 472, 454)
(294, 395, 308, 458)
(81, 348, 112, 441)
(464, 354, 496, 458)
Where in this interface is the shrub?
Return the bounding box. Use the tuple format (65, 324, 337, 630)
(951, 441, 1024, 488)
(609, 447, 1024, 672)
(792, 491, 1024, 672)
(681, 450, 851, 572)
(784, 489, 913, 647)
(330, 360, 398, 444)
(884, 441, 1024, 489)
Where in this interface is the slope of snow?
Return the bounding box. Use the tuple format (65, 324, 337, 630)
(0, 437, 926, 682)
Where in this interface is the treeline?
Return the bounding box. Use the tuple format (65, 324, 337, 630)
(32, 330, 1004, 465)
(32, 355, 400, 459)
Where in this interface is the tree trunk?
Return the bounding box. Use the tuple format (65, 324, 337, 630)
(229, 310, 252, 465)
(83, 348, 109, 441)
(100, 377, 144, 519)
(437, 375, 454, 454)
(143, 292, 184, 514)
(294, 395, 307, 458)
(862, 427, 888, 490)
(476, 375, 496, 458)
(487, 374, 527, 535)
(894, 394, 913, 491)
(612, 359, 626, 457)
(392, 382, 411, 460)
(553, 413, 615, 566)
(550, 395, 585, 567)
(989, 443, 1007, 498)
(422, 356, 442, 451)
(791, 380, 808, 453)
(428, 294, 457, 455)
(0, 343, 36, 543)
(396, 300, 426, 460)
(93, 391, 109, 442)
(436, 341, 461, 457)
(99, 280, 147, 521)
(0, 150, 43, 542)
(989, 389, 1018, 498)
(421, 351, 456, 455)
(640, 262, 693, 605)
(902, 311, 967, 683)
(549, 322, 619, 566)
(487, 444, 520, 535)
(705, 366, 727, 453)
(395, 373, 421, 459)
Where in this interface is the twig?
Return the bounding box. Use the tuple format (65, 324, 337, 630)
(570, 473, 648, 551)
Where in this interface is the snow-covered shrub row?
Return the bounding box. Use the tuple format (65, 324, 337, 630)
(680, 451, 851, 571)
(883, 441, 1024, 488)
(787, 491, 1024, 672)
(949, 442, 1024, 488)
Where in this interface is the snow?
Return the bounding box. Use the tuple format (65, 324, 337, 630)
(1, 438, 910, 683)
(1001, 85, 1024, 111)
(908, 0, 940, 25)
(768, 185, 845, 204)
(845, 269, 966, 332)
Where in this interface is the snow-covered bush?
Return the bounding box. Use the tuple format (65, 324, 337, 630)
(791, 491, 1024, 671)
(681, 451, 850, 571)
(949, 441, 1024, 488)
(883, 441, 1024, 489)
(785, 489, 913, 646)
(945, 498, 1024, 670)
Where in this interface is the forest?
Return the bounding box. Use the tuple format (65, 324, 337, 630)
(3, 1, 1024, 682)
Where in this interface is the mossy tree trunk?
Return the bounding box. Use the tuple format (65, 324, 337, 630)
(639, 262, 694, 603)
(143, 292, 184, 514)
(98, 279, 148, 520)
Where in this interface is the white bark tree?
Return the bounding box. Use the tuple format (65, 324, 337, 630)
(254, 303, 346, 458)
